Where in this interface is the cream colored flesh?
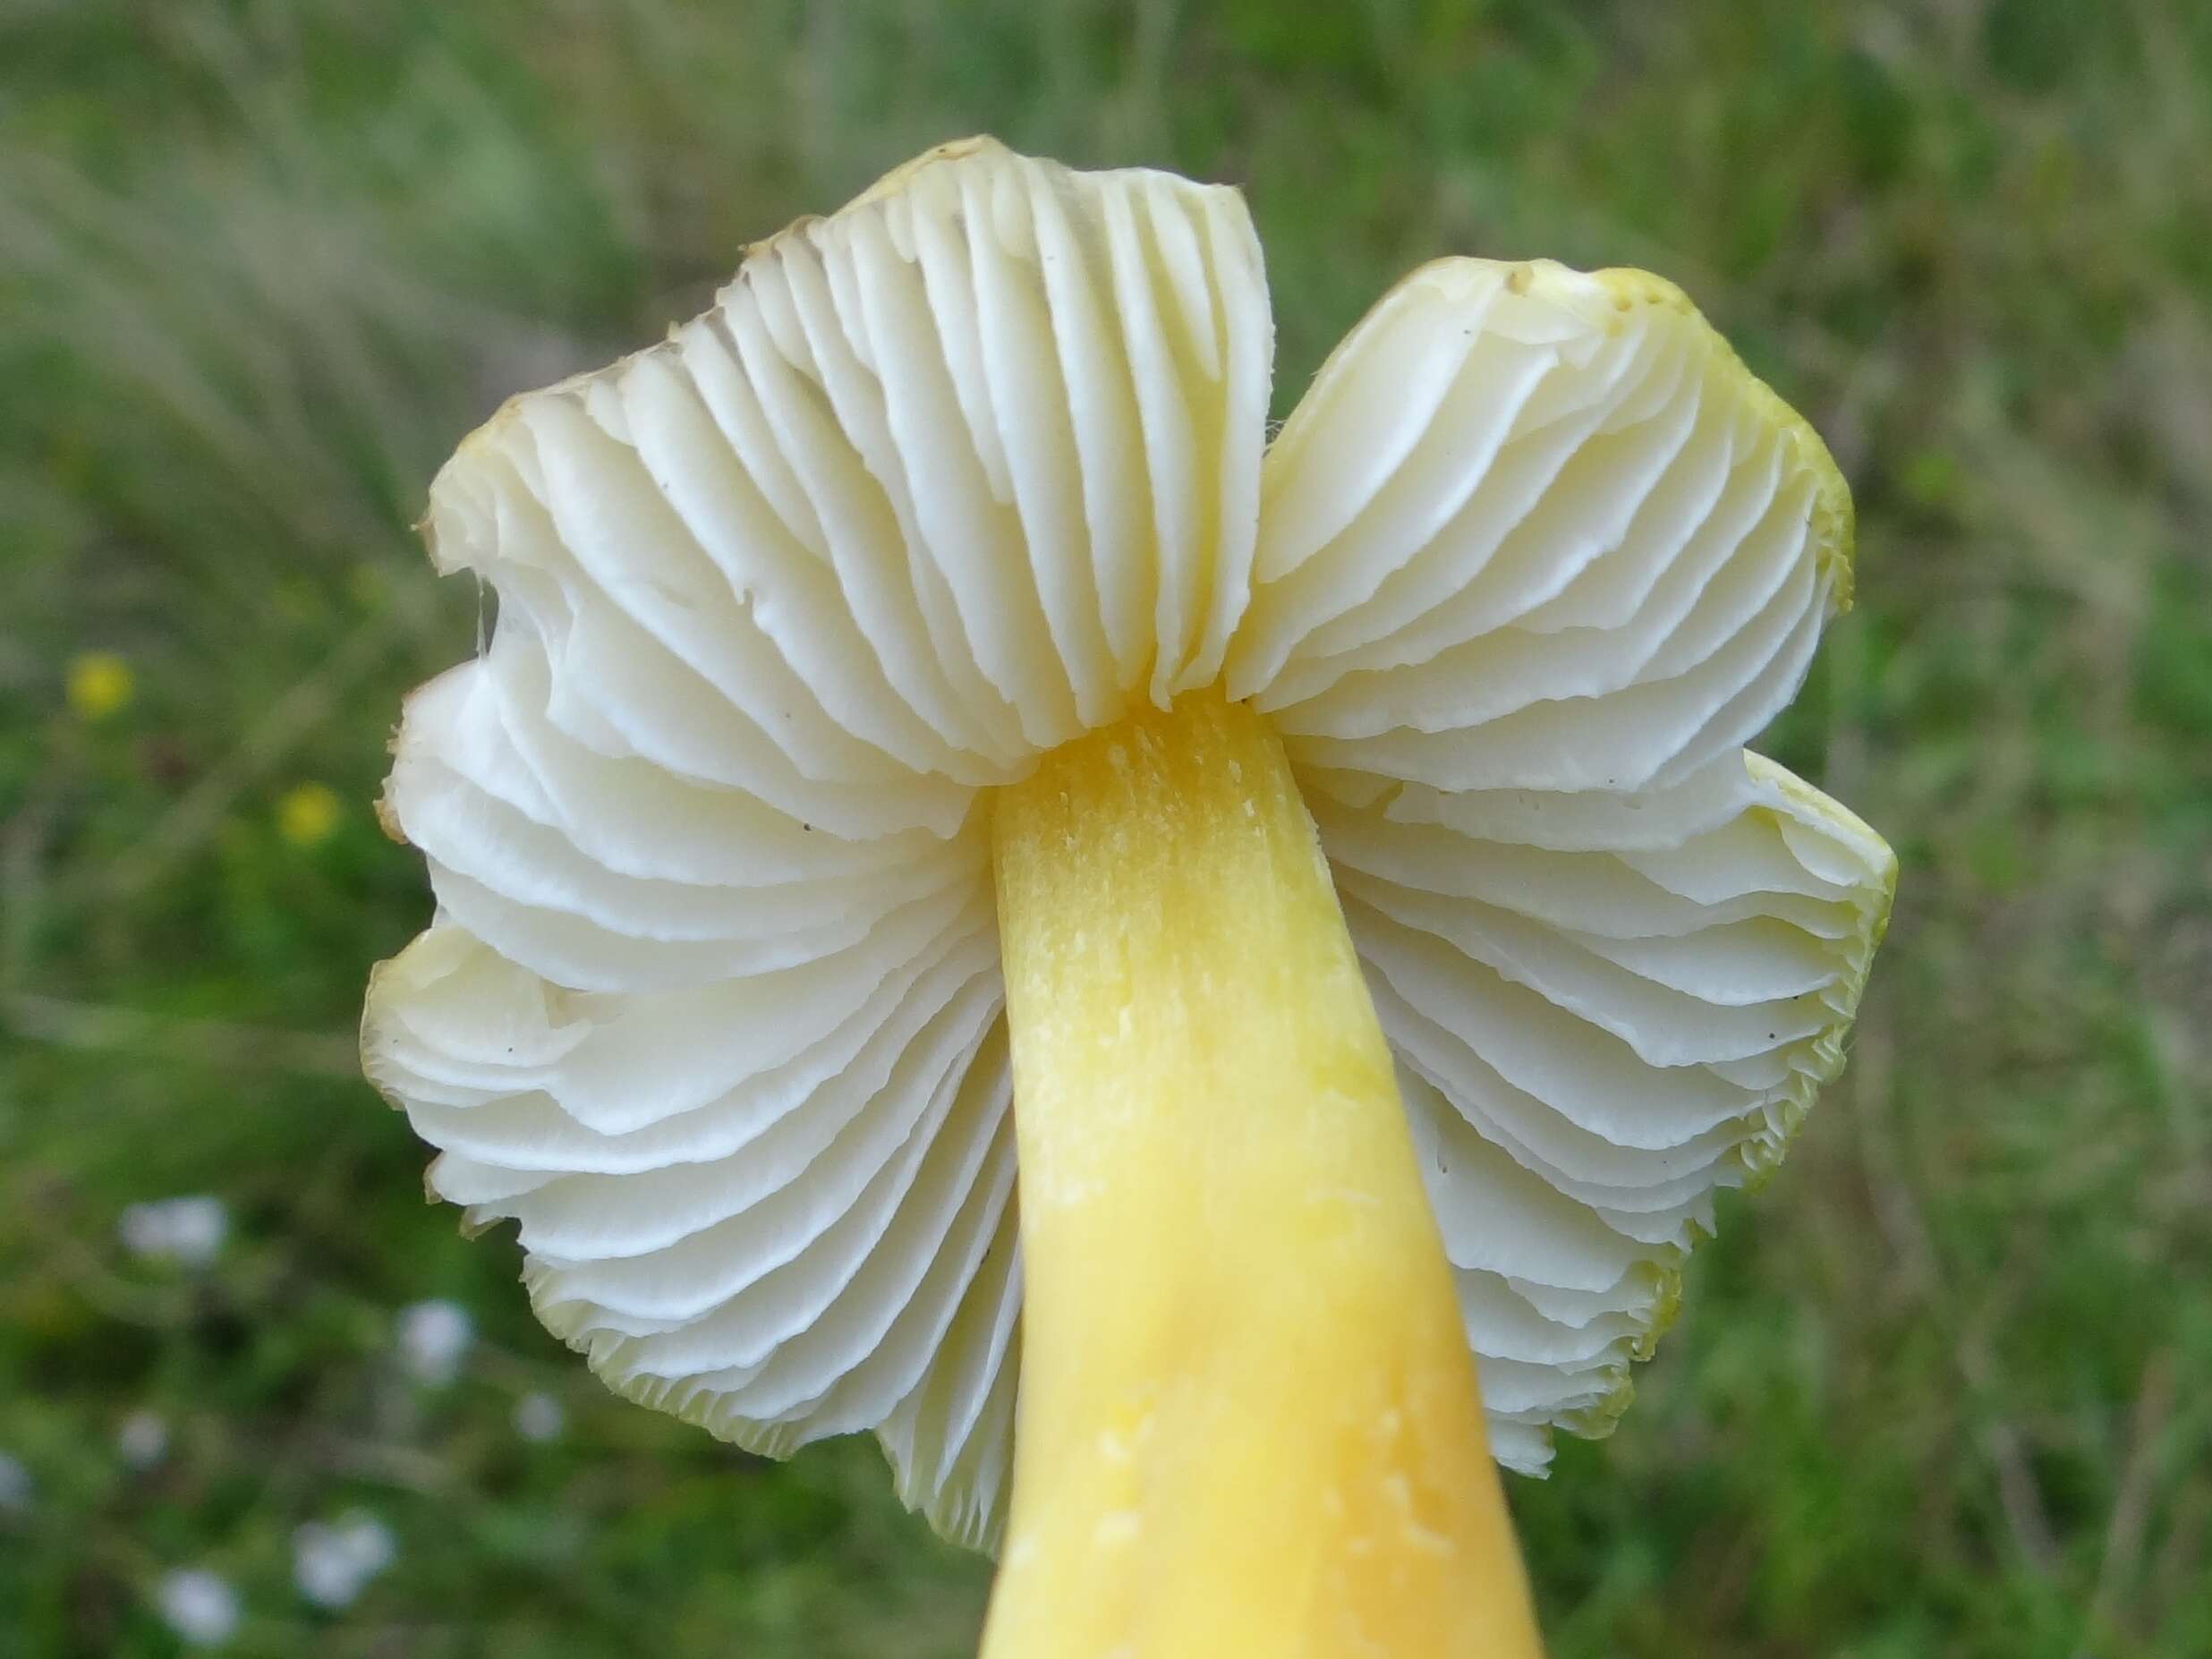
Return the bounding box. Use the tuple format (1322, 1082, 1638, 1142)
(984, 689, 1543, 1659)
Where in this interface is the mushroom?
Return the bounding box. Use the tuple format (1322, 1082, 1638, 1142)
(363, 137, 1892, 1654)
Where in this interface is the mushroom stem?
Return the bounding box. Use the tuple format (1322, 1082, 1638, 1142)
(985, 688, 1544, 1658)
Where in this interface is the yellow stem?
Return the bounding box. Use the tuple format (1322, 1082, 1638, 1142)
(983, 687, 1544, 1659)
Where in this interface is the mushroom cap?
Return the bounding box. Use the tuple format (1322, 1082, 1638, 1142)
(363, 138, 1892, 1549)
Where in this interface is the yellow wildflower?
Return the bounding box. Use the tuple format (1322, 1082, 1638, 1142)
(277, 782, 344, 847)
(66, 652, 134, 722)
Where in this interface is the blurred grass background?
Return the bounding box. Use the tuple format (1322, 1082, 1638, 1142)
(4, 1, 2210, 1654)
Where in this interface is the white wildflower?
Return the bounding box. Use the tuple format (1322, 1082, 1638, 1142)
(119, 1195, 228, 1268)
(396, 1298, 472, 1385)
(0, 1451, 32, 1513)
(117, 1410, 168, 1470)
(157, 1570, 240, 1647)
(513, 1391, 565, 1443)
(294, 1510, 396, 1610)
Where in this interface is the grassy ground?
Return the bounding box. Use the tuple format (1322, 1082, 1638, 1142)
(4, 2, 2210, 1654)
